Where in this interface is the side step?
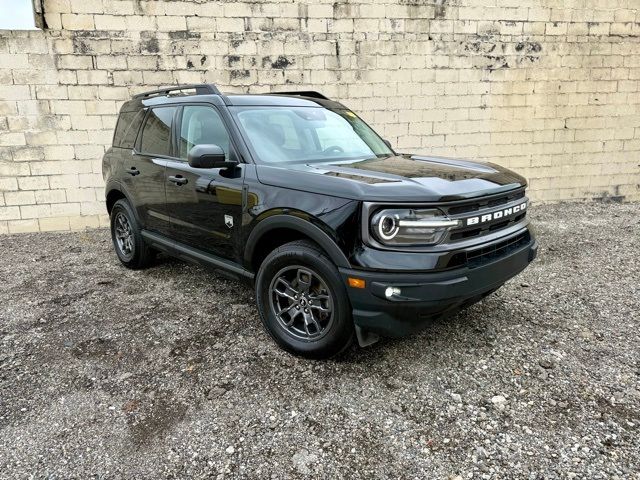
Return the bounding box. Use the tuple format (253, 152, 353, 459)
(141, 230, 254, 282)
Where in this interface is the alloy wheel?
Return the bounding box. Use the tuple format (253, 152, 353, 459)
(114, 212, 134, 259)
(268, 265, 334, 341)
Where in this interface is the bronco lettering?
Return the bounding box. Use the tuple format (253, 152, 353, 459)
(465, 202, 527, 227)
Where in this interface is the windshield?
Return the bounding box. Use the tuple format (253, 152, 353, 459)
(231, 106, 393, 164)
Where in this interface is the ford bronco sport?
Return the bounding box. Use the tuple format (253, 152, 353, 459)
(103, 84, 537, 358)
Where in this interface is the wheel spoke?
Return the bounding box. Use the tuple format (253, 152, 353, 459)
(274, 277, 298, 301)
(309, 303, 331, 314)
(279, 307, 301, 327)
(309, 293, 329, 301)
(296, 269, 312, 293)
(276, 302, 296, 320)
(302, 314, 311, 336)
(309, 315, 322, 334)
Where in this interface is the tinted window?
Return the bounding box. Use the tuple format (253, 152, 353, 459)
(179, 105, 233, 160)
(113, 110, 144, 148)
(140, 107, 176, 156)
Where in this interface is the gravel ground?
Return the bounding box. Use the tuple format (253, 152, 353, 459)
(0, 202, 639, 479)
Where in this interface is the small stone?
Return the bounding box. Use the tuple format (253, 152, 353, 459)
(292, 449, 317, 475)
(476, 446, 488, 459)
(491, 395, 507, 405)
(207, 387, 227, 399)
(225, 446, 235, 454)
(539, 358, 554, 369)
(451, 393, 462, 403)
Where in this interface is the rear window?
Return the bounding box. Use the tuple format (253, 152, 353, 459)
(139, 107, 176, 157)
(112, 110, 144, 148)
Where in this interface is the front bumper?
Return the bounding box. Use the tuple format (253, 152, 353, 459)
(340, 235, 538, 339)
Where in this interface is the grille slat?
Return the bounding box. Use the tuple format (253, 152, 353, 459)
(446, 232, 530, 269)
(445, 190, 525, 216)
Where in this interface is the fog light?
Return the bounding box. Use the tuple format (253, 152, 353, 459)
(385, 286, 401, 299)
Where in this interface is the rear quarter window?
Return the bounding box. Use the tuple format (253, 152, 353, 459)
(113, 110, 144, 148)
(139, 107, 176, 157)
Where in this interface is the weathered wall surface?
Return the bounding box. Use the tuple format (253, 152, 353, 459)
(0, 0, 639, 233)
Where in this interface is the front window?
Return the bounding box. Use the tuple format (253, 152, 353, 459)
(178, 105, 235, 161)
(231, 106, 392, 164)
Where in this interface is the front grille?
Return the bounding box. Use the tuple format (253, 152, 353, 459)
(447, 231, 530, 269)
(443, 189, 525, 216)
(443, 188, 527, 242)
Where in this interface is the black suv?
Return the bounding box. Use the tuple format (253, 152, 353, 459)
(103, 84, 537, 358)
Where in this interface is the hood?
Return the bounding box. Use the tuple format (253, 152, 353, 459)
(255, 154, 527, 202)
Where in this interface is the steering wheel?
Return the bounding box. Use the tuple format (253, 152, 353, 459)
(323, 145, 344, 155)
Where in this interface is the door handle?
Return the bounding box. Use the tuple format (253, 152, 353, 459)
(126, 167, 140, 176)
(168, 175, 188, 186)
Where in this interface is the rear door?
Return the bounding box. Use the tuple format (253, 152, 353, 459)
(165, 104, 244, 261)
(125, 106, 177, 236)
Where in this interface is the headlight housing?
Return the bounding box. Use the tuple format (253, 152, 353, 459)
(370, 208, 460, 246)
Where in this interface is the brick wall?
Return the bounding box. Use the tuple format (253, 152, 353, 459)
(0, 0, 639, 234)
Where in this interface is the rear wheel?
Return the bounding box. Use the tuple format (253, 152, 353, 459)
(110, 199, 155, 269)
(255, 240, 354, 359)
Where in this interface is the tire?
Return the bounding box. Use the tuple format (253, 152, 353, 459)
(110, 199, 155, 269)
(255, 240, 354, 359)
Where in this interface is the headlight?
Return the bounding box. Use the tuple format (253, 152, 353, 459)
(370, 208, 460, 246)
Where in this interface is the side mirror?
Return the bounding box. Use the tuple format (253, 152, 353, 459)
(383, 139, 393, 150)
(187, 144, 237, 169)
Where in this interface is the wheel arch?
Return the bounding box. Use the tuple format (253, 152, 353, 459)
(106, 188, 127, 214)
(105, 183, 141, 223)
(245, 214, 351, 272)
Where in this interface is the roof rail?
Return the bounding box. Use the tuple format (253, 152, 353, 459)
(268, 91, 330, 100)
(133, 83, 222, 99)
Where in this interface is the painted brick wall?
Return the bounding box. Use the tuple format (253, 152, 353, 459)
(0, 0, 639, 233)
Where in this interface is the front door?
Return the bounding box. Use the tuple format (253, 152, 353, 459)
(165, 104, 244, 261)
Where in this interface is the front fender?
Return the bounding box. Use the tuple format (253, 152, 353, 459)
(244, 213, 353, 269)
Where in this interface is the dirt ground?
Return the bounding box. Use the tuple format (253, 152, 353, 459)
(0, 202, 639, 479)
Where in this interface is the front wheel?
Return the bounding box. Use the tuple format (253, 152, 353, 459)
(255, 240, 354, 359)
